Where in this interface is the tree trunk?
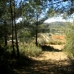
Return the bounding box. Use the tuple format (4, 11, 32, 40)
(4, 20, 7, 46)
(36, 13, 39, 46)
(10, 0, 15, 57)
(13, 0, 19, 59)
(36, 22, 38, 46)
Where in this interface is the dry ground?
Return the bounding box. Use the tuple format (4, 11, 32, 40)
(32, 51, 68, 61)
(31, 45, 70, 65)
(13, 45, 74, 74)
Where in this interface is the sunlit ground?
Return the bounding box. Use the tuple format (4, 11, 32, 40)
(13, 45, 74, 74)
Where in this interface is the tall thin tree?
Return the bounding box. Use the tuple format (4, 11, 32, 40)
(13, 0, 20, 58)
(4, 20, 7, 46)
(10, 0, 15, 57)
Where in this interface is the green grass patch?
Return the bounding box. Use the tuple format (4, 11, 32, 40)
(19, 43, 42, 57)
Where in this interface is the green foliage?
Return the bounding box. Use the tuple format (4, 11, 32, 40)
(47, 8, 57, 17)
(19, 43, 42, 57)
(18, 29, 32, 43)
(64, 22, 74, 57)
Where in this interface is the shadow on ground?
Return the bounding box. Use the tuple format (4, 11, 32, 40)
(40, 45, 62, 52)
(12, 56, 74, 74)
(0, 54, 74, 74)
(0, 46, 74, 74)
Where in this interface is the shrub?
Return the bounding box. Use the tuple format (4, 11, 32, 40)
(64, 22, 74, 57)
(18, 29, 32, 43)
(19, 43, 42, 57)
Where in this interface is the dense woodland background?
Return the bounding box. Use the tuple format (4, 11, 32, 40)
(0, 0, 74, 74)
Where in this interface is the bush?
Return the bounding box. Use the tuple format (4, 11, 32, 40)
(19, 43, 42, 57)
(18, 29, 32, 43)
(64, 22, 74, 57)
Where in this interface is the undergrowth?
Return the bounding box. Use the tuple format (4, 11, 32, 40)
(19, 43, 42, 57)
(64, 22, 74, 58)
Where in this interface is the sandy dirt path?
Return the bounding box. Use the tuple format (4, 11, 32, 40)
(32, 45, 68, 61)
(32, 51, 68, 61)
(14, 45, 74, 74)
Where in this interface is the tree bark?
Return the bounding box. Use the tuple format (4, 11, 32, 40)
(36, 22, 38, 46)
(13, 0, 20, 59)
(10, 0, 15, 57)
(36, 13, 39, 46)
(4, 20, 7, 46)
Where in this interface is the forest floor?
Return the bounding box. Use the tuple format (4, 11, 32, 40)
(13, 45, 74, 74)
